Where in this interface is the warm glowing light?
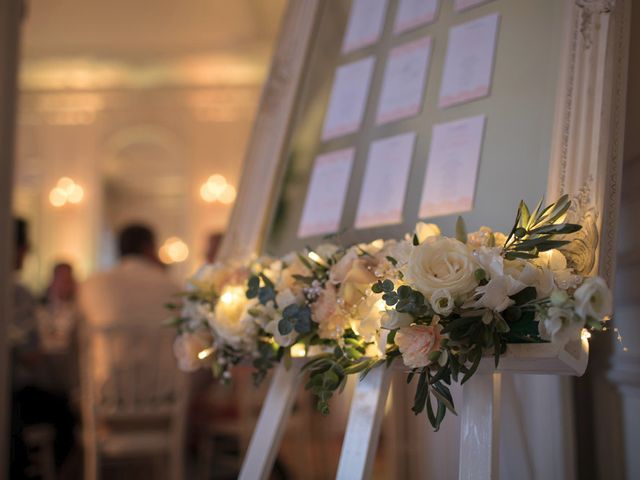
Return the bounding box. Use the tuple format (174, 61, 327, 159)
(159, 237, 189, 264)
(197, 347, 214, 360)
(307, 251, 323, 264)
(49, 177, 85, 207)
(290, 343, 306, 358)
(219, 285, 245, 306)
(581, 329, 592, 341)
(49, 188, 67, 207)
(219, 185, 236, 204)
(200, 174, 237, 205)
(67, 184, 84, 204)
(375, 299, 387, 312)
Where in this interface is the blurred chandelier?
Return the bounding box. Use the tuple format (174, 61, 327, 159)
(200, 174, 236, 204)
(49, 177, 84, 207)
(159, 237, 189, 264)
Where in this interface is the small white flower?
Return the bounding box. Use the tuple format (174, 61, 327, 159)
(538, 307, 583, 346)
(468, 275, 525, 312)
(430, 289, 454, 316)
(574, 277, 612, 321)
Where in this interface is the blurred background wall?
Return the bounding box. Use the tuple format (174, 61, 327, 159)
(13, 0, 286, 288)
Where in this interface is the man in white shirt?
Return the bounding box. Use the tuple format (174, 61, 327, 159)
(78, 224, 181, 391)
(79, 224, 180, 329)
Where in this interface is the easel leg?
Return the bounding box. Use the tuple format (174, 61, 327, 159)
(336, 366, 393, 480)
(239, 360, 303, 480)
(459, 372, 502, 480)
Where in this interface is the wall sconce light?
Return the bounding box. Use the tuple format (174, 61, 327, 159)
(200, 174, 237, 205)
(49, 177, 84, 207)
(159, 237, 189, 264)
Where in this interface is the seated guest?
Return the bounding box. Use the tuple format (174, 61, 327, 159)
(10, 218, 75, 479)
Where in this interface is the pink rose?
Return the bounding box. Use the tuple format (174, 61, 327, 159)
(395, 320, 444, 369)
(311, 286, 349, 340)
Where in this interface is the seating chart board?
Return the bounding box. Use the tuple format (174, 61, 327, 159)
(264, 0, 566, 256)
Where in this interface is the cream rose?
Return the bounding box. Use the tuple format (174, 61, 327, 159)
(173, 330, 213, 372)
(395, 318, 444, 369)
(574, 277, 612, 321)
(209, 285, 255, 349)
(403, 237, 478, 298)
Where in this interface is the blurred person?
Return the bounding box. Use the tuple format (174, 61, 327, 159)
(205, 232, 224, 263)
(79, 224, 180, 386)
(79, 224, 180, 328)
(10, 218, 75, 479)
(40, 262, 78, 352)
(38, 262, 81, 395)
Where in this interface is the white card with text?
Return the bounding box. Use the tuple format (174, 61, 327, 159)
(355, 132, 416, 228)
(438, 13, 500, 109)
(298, 148, 355, 238)
(394, 0, 439, 34)
(419, 115, 486, 218)
(376, 36, 432, 125)
(342, 0, 388, 54)
(322, 57, 376, 141)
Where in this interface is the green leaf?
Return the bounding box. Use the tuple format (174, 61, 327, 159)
(520, 200, 530, 229)
(381, 279, 394, 292)
(528, 223, 581, 235)
(413, 233, 420, 246)
(431, 382, 457, 415)
(509, 286, 537, 306)
(278, 318, 293, 335)
(386, 256, 398, 266)
(461, 349, 482, 385)
(456, 216, 467, 244)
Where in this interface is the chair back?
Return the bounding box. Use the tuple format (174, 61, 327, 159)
(80, 323, 187, 421)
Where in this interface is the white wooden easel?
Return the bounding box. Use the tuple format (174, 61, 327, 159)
(239, 341, 588, 480)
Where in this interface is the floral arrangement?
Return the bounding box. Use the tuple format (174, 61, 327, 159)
(167, 196, 612, 430)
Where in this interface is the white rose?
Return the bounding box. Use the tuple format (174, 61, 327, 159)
(381, 310, 414, 329)
(574, 277, 612, 321)
(538, 307, 583, 346)
(415, 222, 441, 243)
(395, 317, 445, 369)
(210, 285, 255, 349)
(430, 289, 454, 316)
(403, 237, 478, 298)
(173, 330, 212, 372)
